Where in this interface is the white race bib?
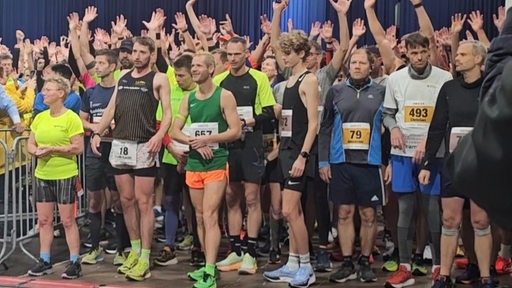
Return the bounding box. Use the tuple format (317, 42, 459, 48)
(280, 109, 293, 137)
(342, 122, 371, 150)
(110, 139, 137, 166)
(190, 122, 219, 149)
(403, 134, 425, 156)
(449, 127, 473, 153)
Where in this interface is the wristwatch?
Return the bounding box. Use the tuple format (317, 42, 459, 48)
(300, 151, 310, 160)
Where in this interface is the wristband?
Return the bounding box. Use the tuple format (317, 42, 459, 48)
(241, 118, 247, 127)
(207, 37, 213, 41)
(156, 33, 161, 40)
(181, 29, 188, 34)
(118, 37, 124, 40)
(413, 2, 423, 8)
(91, 132, 101, 138)
(325, 40, 333, 44)
(176, 113, 186, 121)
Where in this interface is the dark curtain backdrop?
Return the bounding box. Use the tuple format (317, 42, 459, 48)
(0, 0, 505, 49)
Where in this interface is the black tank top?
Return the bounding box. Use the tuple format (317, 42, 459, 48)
(113, 70, 158, 142)
(280, 71, 316, 152)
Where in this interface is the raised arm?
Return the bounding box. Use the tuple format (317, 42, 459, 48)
(271, 0, 289, 72)
(67, 12, 87, 76)
(79, 6, 98, 69)
(409, 0, 441, 67)
(327, 0, 350, 74)
(450, 13, 466, 77)
(467, 10, 490, 48)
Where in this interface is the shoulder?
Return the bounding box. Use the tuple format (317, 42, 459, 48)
(213, 71, 230, 84)
(301, 73, 319, 87)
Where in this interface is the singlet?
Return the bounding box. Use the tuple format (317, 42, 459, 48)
(280, 71, 317, 153)
(185, 86, 229, 172)
(113, 71, 158, 142)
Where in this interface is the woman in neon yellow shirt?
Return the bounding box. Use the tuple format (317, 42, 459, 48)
(26, 76, 84, 280)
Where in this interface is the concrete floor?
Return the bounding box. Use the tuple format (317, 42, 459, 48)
(1, 235, 512, 288)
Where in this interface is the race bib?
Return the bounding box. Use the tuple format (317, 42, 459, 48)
(449, 127, 473, 153)
(404, 101, 434, 126)
(110, 139, 137, 166)
(280, 109, 292, 137)
(173, 126, 191, 151)
(237, 106, 254, 132)
(190, 122, 219, 149)
(404, 134, 425, 156)
(342, 122, 371, 150)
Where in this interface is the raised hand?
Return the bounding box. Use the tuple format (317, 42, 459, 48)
(364, 0, 376, 10)
(260, 14, 272, 35)
(450, 13, 466, 35)
(83, 6, 98, 23)
(352, 18, 367, 38)
(273, 0, 289, 13)
(468, 10, 484, 32)
(219, 14, 234, 35)
(67, 12, 80, 31)
(143, 9, 166, 32)
(288, 18, 294, 32)
(329, 0, 352, 14)
(199, 15, 213, 37)
(111, 15, 127, 36)
(385, 25, 397, 46)
(493, 5, 505, 32)
(309, 21, 321, 39)
(320, 20, 334, 41)
(172, 12, 188, 33)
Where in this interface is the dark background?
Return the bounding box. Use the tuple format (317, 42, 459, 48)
(0, 0, 504, 49)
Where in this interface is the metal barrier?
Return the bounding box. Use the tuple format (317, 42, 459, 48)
(0, 131, 88, 266)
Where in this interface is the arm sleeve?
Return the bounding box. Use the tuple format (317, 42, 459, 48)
(12, 48, 20, 71)
(423, 83, 449, 170)
(156, 48, 169, 73)
(383, 107, 398, 130)
(318, 87, 335, 167)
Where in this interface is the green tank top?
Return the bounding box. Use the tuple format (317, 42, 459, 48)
(185, 86, 229, 172)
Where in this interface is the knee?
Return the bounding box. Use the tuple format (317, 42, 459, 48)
(38, 216, 53, 227)
(245, 194, 260, 211)
(135, 194, 151, 208)
(88, 193, 102, 213)
(442, 212, 462, 229)
(270, 206, 281, 220)
(203, 211, 218, 229)
(337, 207, 354, 226)
(282, 205, 299, 222)
(360, 209, 376, 227)
(61, 216, 76, 230)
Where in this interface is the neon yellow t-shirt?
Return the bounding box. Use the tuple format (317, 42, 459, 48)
(31, 109, 84, 180)
(156, 83, 196, 165)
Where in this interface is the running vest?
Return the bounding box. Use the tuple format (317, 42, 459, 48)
(185, 86, 229, 172)
(280, 71, 317, 152)
(113, 71, 158, 142)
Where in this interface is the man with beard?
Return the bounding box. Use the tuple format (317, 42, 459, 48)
(91, 36, 171, 281)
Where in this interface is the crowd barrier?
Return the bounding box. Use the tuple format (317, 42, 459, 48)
(0, 130, 88, 266)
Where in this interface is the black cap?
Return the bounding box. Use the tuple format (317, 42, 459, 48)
(119, 39, 133, 52)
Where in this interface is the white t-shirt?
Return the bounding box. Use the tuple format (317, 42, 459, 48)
(384, 66, 452, 156)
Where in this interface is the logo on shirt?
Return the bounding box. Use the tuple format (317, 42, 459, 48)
(367, 94, 374, 99)
(371, 195, 379, 201)
(135, 80, 146, 86)
(243, 86, 251, 89)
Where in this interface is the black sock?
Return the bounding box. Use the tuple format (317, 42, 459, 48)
(115, 212, 130, 252)
(343, 255, 353, 267)
(89, 212, 101, 249)
(230, 235, 242, 256)
(241, 232, 248, 254)
(359, 255, 370, 265)
(247, 237, 258, 258)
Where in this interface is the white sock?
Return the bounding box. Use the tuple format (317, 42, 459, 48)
(432, 265, 440, 273)
(299, 253, 312, 269)
(286, 252, 299, 270)
(500, 244, 511, 259)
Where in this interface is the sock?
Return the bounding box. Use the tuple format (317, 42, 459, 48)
(131, 239, 141, 255)
(359, 255, 370, 265)
(299, 253, 312, 269)
(269, 217, 281, 250)
(247, 237, 258, 258)
(432, 265, 440, 272)
(115, 212, 130, 252)
(343, 255, 353, 267)
(140, 248, 151, 262)
(70, 254, 79, 263)
(40, 252, 50, 263)
(287, 252, 299, 270)
(241, 232, 248, 253)
(500, 244, 511, 259)
(205, 263, 216, 276)
(89, 212, 102, 249)
(230, 235, 242, 256)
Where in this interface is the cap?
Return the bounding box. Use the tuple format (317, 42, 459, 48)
(119, 39, 133, 52)
(218, 34, 232, 43)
